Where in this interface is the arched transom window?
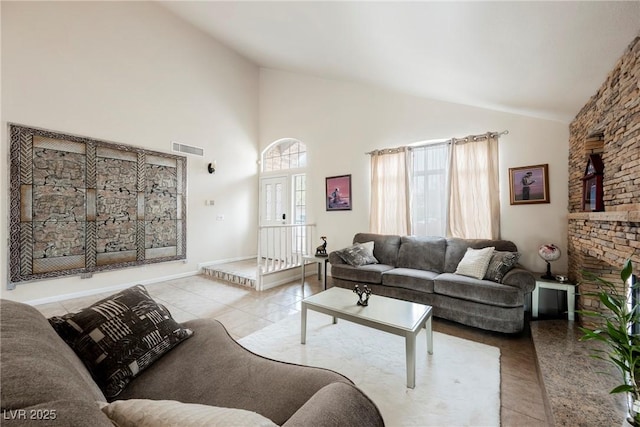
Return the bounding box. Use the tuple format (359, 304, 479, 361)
(262, 138, 307, 172)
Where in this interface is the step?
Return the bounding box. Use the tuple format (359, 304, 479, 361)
(202, 261, 257, 289)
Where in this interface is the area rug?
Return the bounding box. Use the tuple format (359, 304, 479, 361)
(239, 311, 500, 426)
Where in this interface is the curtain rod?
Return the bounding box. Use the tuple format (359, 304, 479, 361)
(451, 130, 509, 144)
(365, 130, 509, 155)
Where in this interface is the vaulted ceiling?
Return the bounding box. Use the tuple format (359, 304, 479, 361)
(161, 1, 640, 123)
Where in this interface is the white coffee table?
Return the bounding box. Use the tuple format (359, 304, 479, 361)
(301, 286, 433, 388)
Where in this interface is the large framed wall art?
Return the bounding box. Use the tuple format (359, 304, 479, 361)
(8, 124, 187, 288)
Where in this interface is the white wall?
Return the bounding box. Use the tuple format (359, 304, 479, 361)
(259, 69, 570, 274)
(1, 2, 259, 302)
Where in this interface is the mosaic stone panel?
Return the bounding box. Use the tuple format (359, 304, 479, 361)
(8, 124, 187, 286)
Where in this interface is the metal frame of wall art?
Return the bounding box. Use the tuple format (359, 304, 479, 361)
(8, 124, 187, 288)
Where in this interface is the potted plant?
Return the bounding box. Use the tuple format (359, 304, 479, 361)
(579, 259, 639, 425)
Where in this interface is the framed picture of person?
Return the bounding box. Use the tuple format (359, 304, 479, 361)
(325, 175, 352, 211)
(508, 164, 550, 205)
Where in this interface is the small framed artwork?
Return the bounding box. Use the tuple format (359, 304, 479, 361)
(509, 164, 550, 205)
(326, 174, 352, 211)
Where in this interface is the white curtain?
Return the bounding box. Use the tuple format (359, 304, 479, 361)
(448, 134, 500, 239)
(369, 148, 411, 235)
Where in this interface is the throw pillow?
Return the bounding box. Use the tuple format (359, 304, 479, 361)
(99, 399, 278, 427)
(484, 251, 521, 282)
(359, 241, 376, 260)
(49, 285, 193, 398)
(338, 242, 378, 267)
(454, 247, 495, 280)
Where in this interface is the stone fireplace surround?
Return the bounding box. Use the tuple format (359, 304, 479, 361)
(524, 34, 639, 427)
(567, 35, 639, 323)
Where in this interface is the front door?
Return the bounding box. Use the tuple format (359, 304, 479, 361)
(259, 176, 289, 261)
(260, 176, 289, 226)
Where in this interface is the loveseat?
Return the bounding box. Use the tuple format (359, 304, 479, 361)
(0, 294, 384, 426)
(329, 233, 536, 333)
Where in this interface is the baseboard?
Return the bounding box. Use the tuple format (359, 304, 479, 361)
(25, 270, 199, 306)
(260, 276, 299, 291)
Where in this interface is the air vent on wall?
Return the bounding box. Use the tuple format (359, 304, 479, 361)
(171, 141, 204, 157)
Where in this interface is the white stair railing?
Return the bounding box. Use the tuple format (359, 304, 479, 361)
(257, 223, 316, 290)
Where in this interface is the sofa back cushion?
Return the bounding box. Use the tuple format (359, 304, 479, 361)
(0, 299, 108, 411)
(396, 236, 447, 273)
(353, 233, 401, 266)
(444, 238, 518, 273)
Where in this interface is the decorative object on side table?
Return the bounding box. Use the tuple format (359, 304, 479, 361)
(538, 243, 561, 280)
(315, 236, 328, 257)
(578, 259, 639, 426)
(354, 285, 372, 306)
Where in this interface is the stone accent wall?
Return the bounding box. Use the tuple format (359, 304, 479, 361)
(567, 36, 640, 323)
(569, 36, 640, 212)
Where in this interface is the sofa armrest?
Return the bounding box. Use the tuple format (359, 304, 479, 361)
(501, 266, 536, 293)
(328, 251, 345, 265)
(118, 318, 365, 426)
(282, 382, 384, 427)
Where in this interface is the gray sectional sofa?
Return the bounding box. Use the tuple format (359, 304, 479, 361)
(0, 298, 384, 426)
(329, 233, 536, 333)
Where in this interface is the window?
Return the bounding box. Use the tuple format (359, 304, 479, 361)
(371, 133, 500, 239)
(263, 139, 307, 172)
(410, 144, 450, 236)
(292, 174, 307, 251)
(293, 174, 306, 224)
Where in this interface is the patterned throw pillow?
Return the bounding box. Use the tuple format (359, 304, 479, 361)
(49, 285, 193, 398)
(484, 251, 521, 282)
(454, 247, 495, 280)
(337, 242, 379, 267)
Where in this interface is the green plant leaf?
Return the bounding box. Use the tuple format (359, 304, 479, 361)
(600, 293, 622, 313)
(622, 259, 633, 283)
(579, 259, 639, 399)
(576, 309, 601, 317)
(611, 384, 634, 394)
(579, 329, 607, 343)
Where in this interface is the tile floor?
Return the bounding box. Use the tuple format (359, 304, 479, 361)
(35, 274, 548, 426)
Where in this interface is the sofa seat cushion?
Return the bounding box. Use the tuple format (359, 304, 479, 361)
(434, 273, 523, 307)
(396, 236, 446, 273)
(330, 263, 394, 285)
(381, 268, 437, 293)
